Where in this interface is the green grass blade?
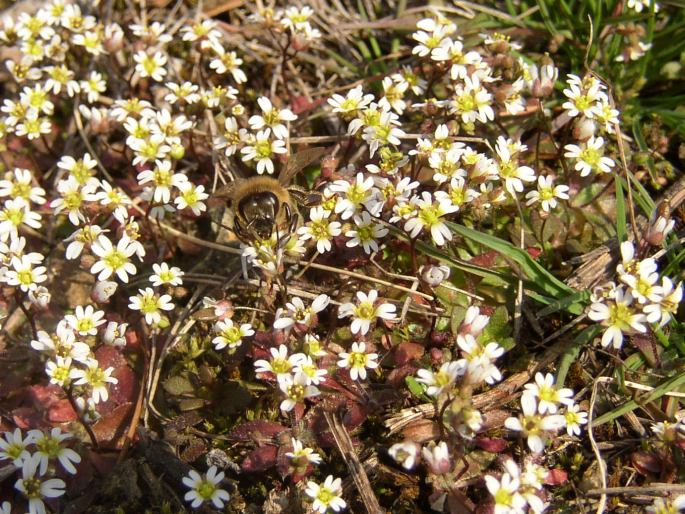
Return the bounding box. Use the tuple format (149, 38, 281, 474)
(591, 372, 685, 427)
(447, 222, 574, 297)
(615, 177, 627, 243)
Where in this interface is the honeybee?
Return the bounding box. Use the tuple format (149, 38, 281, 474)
(216, 147, 327, 244)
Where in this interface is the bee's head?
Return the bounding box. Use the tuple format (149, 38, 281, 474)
(237, 191, 280, 240)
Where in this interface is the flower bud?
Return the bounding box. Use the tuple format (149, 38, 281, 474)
(104, 23, 124, 53)
(28, 286, 51, 310)
(573, 117, 596, 141)
(646, 202, 675, 246)
(419, 264, 450, 287)
(92, 280, 118, 304)
(169, 143, 185, 160)
(422, 441, 451, 475)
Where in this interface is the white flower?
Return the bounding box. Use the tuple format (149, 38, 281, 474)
(457, 334, 504, 385)
(102, 321, 128, 347)
(273, 294, 330, 329)
(65, 224, 105, 260)
(71, 359, 118, 404)
(330, 172, 378, 220)
(564, 136, 615, 176)
(564, 403, 588, 436)
(345, 212, 388, 254)
(422, 441, 451, 474)
(137, 159, 187, 204)
(208, 44, 247, 83)
(561, 75, 604, 118)
(285, 437, 322, 466)
(65, 304, 106, 336)
(337, 342, 379, 380)
(182, 466, 231, 509)
(14, 453, 66, 514)
(278, 372, 320, 412)
(416, 361, 466, 397)
(90, 235, 138, 283)
(5, 255, 47, 292)
(494, 137, 536, 195)
(240, 129, 287, 175)
(212, 319, 254, 350)
(504, 395, 566, 453)
(248, 97, 297, 140)
(0, 198, 42, 240)
(128, 287, 174, 325)
(293, 356, 328, 385)
(30, 428, 81, 475)
(522, 372, 574, 414)
(338, 289, 397, 335)
(404, 192, 458, 246)
(174, 181, 208, 216)
(214, 116, 247, 156)
(150, 262, 184, 287)
(484, 469, 527, 514)
(0, 168, 46, 204)
(328, 85, 374, 116)
(588, 287, 647, 349)
(305, 475, 346, 513)
(134, 50, 167, 81)
(450, 75, 494, 124)
(525, 175, 569, 212)
(644, 277, 682, 328)
(647, 496, 685, 514)
(0, 428, 35, 466)
(388, 441, 420, 470)
(254, 344, 305, 378)
(298, 206, 342, 253)
(45, 356, 77, 387)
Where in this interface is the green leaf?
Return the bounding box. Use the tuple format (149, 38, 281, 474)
(447, 222, 574, 298)
(536, 290, 591, 317)
(557, 325, 602, 387)
(405, 376, 427, 399)
(163, 375, 195, 396)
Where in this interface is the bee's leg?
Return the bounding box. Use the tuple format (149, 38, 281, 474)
(241, 252, 249, 281)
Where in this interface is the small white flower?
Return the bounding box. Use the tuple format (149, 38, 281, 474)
(248, 97, 297, 140)
(212, 319, 254, 350)
(564, 136, 615, 176)
(64, 304, 106, 336)
(337, 342, 379, 380)
(273, 294, 330, 330)
(415, 361, 466, 397)
(338, 289, 397, 335)
(588, 286, 647, 349)
(240, 129, 287, 175)
(522, 372, 574, 414)
(404, 192, 458, 246)
(30, 428, 81, 475)
(564, 403, 588, 436)
(388, 441, 421, 470)
(525, 175, 569, 212)
(298, 206, 342, 254)
(150, 262, 184, 287)
(0, 428, 35, 466)
(285, 437, 322, 466)
(71, 359, 118, 404)
(182, 466, 231, 509)
(305, 475, 346, 513)
(422, 441, 451, 474)
(345, 212, 388, 254)
(128, 287, 174, 325)
(278, 372, 320, 412)
(90, 235, 138, 283)
(15, 453, 66, 514)
(504, 395, 566, 453)
(254, 344, 305, 378)
(134, 50, 168, 82)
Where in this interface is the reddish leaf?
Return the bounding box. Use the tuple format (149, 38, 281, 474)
(229, 420, 287, 442)
(92, 402, 133, 449)
(28, 384, 62, 410)
(544, 468, 568, 485)
(394, 342, 425, 366)
(526, 247, 542, 259)
(241, 444, 279, 473)
(386, 363, 418, 387)
(470, 251, 498, 268)
(107, 366, 138, 407)
(48, 399, 78, 423)
(631, 451, 662, 476)
(12, 407, 49, 430)
(474, 438, 508, 453)
(291, 96, 326, 115)
(94, 346, 128, 370)
(342, 401, 368, 430)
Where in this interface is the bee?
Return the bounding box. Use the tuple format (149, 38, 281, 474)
(215, 147, 327, 244)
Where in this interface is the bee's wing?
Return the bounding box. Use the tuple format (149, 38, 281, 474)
(278, 146, 327, 186)
(287, 185, 323, 207)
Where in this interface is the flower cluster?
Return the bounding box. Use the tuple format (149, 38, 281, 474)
(0, 427, 80, 514)
(589, 241, 682, 349)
